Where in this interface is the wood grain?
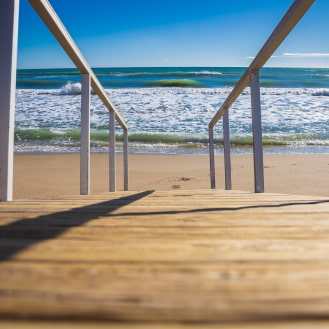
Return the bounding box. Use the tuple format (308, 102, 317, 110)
(0, 189, 329, 326)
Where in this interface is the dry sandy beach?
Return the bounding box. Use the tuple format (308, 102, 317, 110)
(13, 153, 329, 199)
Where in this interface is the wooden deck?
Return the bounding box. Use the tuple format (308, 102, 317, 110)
(1, 189, 329, 328)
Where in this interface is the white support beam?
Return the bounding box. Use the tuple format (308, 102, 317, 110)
(250, 71, 264, 193)
(0, 0, 20, 202)
(80, 74, 91, 195)
(222, 110, 232, 190)
(109, 111, 116, 192)
(209, 128, 216, 189)
(123, 129, 129, 191)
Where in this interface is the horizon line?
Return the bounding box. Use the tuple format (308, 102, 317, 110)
(17, 65, 329, 70)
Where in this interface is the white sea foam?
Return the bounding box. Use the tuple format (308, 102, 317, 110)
(15, 87, 329, 153)
(194, 71, 223, 75)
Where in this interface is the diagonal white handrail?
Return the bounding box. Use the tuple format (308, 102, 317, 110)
(0, 0, 129, 201)
(208, 0, 316, 193)
(28, 0, 127, 130)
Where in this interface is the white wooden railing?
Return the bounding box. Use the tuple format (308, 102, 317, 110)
(0, 0, 129, 201)
(208, 0, 316, 193)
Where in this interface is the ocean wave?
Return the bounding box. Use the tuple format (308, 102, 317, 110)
(14, 128, 329, 147)
(58, 82, 82, 95)
(197, 71, 223, 75)
(144, 79, 203, 87)
(17, 67, 329, 89)
(97, 71, 224, 78)
(15, 128, 80, 142)
(14, 85, 329, 156)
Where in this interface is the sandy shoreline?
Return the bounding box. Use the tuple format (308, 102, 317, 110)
(13, 153, 329, 199)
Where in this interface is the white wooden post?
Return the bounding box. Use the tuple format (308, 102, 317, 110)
(109, 111, 116, 192)
(209, 127, 216, 189)
(80, 74, 90, 195)
(222, 109, 232, 190)
(250, 71, 264, 193)
(0, 0, 20, 202)
(123, 128, 129, 191)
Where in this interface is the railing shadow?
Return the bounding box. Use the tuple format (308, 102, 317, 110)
(1, 191, 328, 262)
(107, 199, 329, 217)
(0, 191, 154, 261)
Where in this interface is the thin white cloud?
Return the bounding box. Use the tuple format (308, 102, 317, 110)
(247, 53, 329, 59)
(283, 52, 329, 58)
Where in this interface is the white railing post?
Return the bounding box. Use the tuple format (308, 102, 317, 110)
(80, 74, 91, 195)
(222, 109, 232, 190)
(209, 127, 216, 189)
(123, 129, 129, 191)
(0, 0, 20, 202)
(208, 0, 314, 194)
(109, 111, 116, 192)
(250, 71, 264, 193)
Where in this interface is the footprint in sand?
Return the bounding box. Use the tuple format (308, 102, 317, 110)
(179, 177, 192, 181)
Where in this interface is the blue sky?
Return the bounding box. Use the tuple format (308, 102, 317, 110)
(17, 0, 329, 68)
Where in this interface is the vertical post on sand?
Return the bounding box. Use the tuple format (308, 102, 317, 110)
(222, 109, 232, 190)
(123, 128, 129, 191)
(250, 71, 264, 193)
(209, 127, 216, 189)
(80, 74, 91, 195)
(0, 0, 19, 201)
(109, 111, 116, 192)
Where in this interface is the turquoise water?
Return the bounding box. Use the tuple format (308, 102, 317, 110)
(15, 67, 329, 154)
(17, 67, 329, 89)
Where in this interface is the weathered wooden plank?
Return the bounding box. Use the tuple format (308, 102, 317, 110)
(0, 189, 329, 324)
(2, 240, 329, 263)
(1, 225, 329, 239)
(2, 320, 329, 329)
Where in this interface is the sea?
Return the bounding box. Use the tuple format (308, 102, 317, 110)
(15, 67, 329, 154)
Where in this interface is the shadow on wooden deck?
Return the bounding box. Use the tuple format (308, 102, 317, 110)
(0, 190, 154, 261)
(108, 199, 329, 218)
(1, 191, 329, 262)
